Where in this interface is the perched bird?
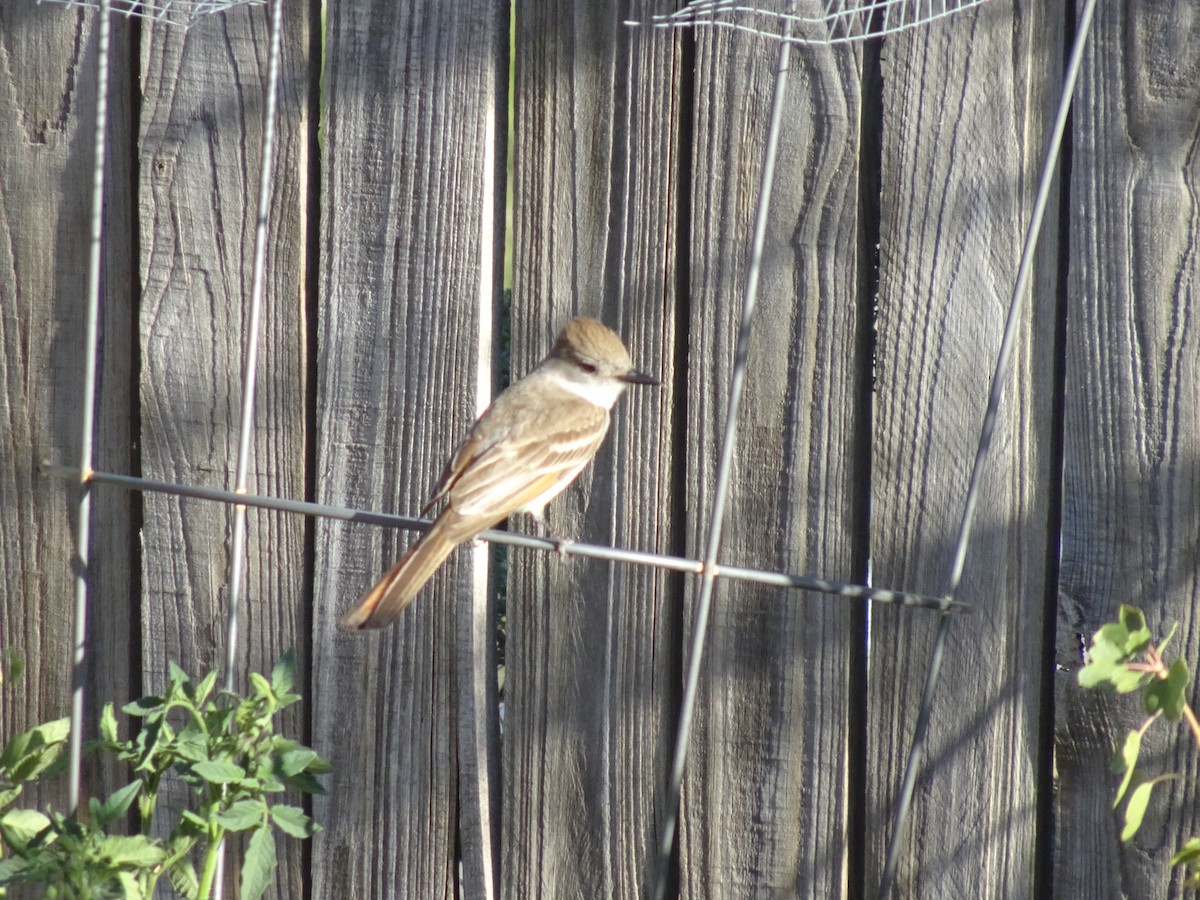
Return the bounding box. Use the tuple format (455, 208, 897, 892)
(340, 317, 658, 631)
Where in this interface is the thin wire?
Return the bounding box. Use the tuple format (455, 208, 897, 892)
(36, 0, 268, 29)
(626, 0, 991, 45)
(39, 464, 970, 613)
(653, 12, 796, 899)
(223, 0, 285, 694)
(68, 0, 111, 814)
(213, 0, 284, 893)
(876, 0, 1098, 893)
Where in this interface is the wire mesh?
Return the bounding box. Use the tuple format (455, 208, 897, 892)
(48, 0, 1067, 892)
(36, 0, 264, 28)
(628, 0, 992, 44)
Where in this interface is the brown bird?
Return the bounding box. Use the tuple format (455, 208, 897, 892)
(340, 317, 658, 631)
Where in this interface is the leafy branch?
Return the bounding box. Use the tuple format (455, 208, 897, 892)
(1079, 605, 1200, 888)
(0, 651, 328, 899)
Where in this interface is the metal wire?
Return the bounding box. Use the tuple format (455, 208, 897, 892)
(36, 0, 265, 29)
(39, 464, 969, 613)
(875, 0, 1098, 893)
(211, 0, 284, 894)
(627, 0, 992, 46)
(68, 0, 111, 815)
(652, 12, 797, 898)
(52, 0, 1018, 890)
(223, 0, 284, 695)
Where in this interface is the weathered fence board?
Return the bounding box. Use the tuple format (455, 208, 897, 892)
(310, 0, 503, 897)
(867, 1, 1062, 895)
(502, 2, 680, 895)
(1056, 1, 1200, 896)
(678, 24, 863, 899)
(8, 0, 1200, 896)
(0, 0, 135, 802)
(137, 4, 310, 892)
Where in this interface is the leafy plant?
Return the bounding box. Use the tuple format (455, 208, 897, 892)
(1079, 605, 1200, 888)
(0, 652, 328, 899)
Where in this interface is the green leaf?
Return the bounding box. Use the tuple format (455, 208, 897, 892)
(122, 697, 163, 717)
(0, 809, 52, 847)
(1158, 621, 1180, 656)
(1172, 837, 1200, 867)
(256, 773, 286, 793)
(1145, 658, 1189, 720)
(193, 670, 219, 707)
(168, 661, 190, 688)
(99, 703, 119, 745)
(0, 853, 30, 883)
(1079, 633, 1126, 688)
(285, 771, 327, 795)
(1123, 779, 1158, 841)
(96, 834, 166, 867)
(270, 650, 295, 697)
(1113, 730, 1142, 806)
(168, 856, 201, 900)
(163, 830, 199, 868)
(115, 870, 144, 897)
(304, 753, 333, 775)
(2, 718, 70, 783)
(1119, 606, 1150, 645)
(278, 749, 319, 777)
(179, 809, 208, 830)
(32, 718, 71, 747)
(1112, 667, 1152, 694)
(0, 785, 22, 808)
(95, 781, 142, 827)
(190, 760, 247, 784)
(216, 799, 265, 832)
(248, 672, 274, 702)
(1096, 622, 1130, 652)
(269, 804, 318, 839)
(240, 826, 278, 900)
(0, 731, 33, 770)
(172, 728, 209, 763)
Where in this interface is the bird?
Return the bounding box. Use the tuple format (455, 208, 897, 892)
(339, 317, 658, 631)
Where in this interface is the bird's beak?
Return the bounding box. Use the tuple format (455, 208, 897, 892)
(620, 369, 659, 386)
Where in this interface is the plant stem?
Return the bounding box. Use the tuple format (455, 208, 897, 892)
(197, 825, 224, 900)
(1183, 703, 1200, 749)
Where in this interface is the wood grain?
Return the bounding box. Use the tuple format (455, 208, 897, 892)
(137, 4, 310, 893)
(0, 0, 135, 802)
(1056, 1, 1200, 895)
(502, 1, 681, 895)
(866, 1, 1062, 895)
(310, 0, 503, 897)
(678, 22, 863, 899)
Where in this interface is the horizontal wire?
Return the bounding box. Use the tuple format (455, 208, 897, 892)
(37, 463, 970, 614)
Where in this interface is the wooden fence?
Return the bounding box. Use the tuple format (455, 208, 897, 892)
(2, 0, 1199, 896)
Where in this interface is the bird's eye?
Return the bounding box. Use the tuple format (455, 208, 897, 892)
(579, 362, 598, 374)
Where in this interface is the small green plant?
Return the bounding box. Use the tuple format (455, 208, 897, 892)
(1079, 605, 1200, 888)
(0, 651, 328, 899)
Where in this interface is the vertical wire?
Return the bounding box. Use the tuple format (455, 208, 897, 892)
(652, 11, 795, 898)
(222, 0, 286, 694)
(213, 0, 285, 894)
(68, 0, 112, 814)
(875, 0, 1098, 893)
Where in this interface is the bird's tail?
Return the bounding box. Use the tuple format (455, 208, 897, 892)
(339, 524, 458, 630)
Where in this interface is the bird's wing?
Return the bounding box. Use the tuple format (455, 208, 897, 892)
(443, 393, 610, 523)
(422, 429, 485, 515)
